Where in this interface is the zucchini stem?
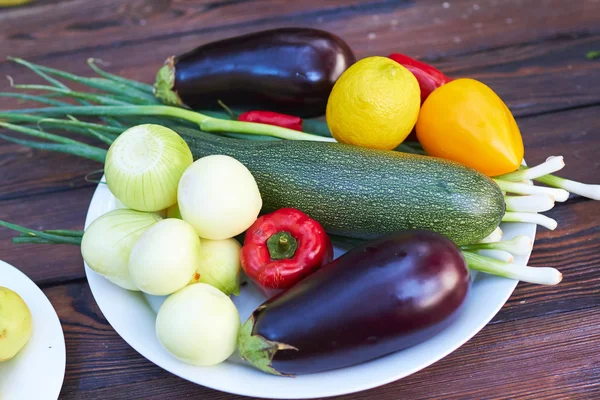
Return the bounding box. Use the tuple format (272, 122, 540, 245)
(462, 251, 562, 285)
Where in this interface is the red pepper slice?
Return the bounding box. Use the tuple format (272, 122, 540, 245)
(241, 208, 333, 298)
(238, 110, 303, 131)
(388, 53, 453, 103)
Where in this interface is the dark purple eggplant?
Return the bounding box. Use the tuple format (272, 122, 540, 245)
(153, 28, 355, 117)
(238, 230, 470, 375)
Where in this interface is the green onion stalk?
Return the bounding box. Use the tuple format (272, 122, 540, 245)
(0, 220, 561, 285)
(0, 57, 597, 228)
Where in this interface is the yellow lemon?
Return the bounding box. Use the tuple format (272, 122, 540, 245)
(326, 56, 420, 150)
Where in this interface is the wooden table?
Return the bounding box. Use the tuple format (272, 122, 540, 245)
(1, 1, 599, 399)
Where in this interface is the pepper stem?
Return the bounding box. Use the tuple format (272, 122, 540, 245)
(267, 231, 298, 260)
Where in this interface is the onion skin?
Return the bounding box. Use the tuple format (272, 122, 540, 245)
(238, 230, 470, 375)
(81, 209, 162, 291)
(105, 124, 193, 212)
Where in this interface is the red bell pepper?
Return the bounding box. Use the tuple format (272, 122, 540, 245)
(238, 110, 303, 131)
(388, 53, 453, 103)
(241, 208, 333, 298)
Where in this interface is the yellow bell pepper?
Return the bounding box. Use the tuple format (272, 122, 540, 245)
(415, 78, 524, 176)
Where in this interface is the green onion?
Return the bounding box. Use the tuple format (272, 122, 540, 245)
(0, 220, 82, 245)
(0, 93, 72, 107)
(535, 173, 600, 200)
(502, 211, 557, 230)
(8, 57, 159, 105)
(1, 105, 334, 142)
(87, 58, 155, 94)
(0, 122, 107, 162)
(504, 194, 555, 212)
(462, 251, 562, 285)
(11, 84, 130, 106)
(462, 235, 532, 256)
(497, 156, 564, 181)
(494, 179, 569, 202)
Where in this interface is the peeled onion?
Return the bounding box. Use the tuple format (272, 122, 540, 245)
(178, 155, 262, 239)
(197, 238, 242, 296)
(82, 209, 162, 290)
(156, 283, 240, 366)
(128, 218, 201, 296)
(105, 124, 193, 212)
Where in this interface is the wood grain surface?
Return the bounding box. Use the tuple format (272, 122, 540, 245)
(0, 1, 599, 399)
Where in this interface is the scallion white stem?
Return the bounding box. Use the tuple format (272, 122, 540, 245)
(495, 179, 569, 202)
(535, 174, 600, 200)
(503, 212, 557, 230)
(505, 194, 555, 212)
(497, 156, 565, 181)
(462, 251, 562, 285)
(474, 249, 514, 263)
(462, 235, 532, 256)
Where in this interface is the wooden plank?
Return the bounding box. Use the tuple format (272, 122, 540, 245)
(0, 0, 391, 60)
(0, 187, 93, 286)
(0, 142, 100, 201)
(1, 0, 599, 64)
(518, 104, 600, 185)
(440, 35, 600, 117)
(1, 24, 599, 119)
(43, 281, 599, 399)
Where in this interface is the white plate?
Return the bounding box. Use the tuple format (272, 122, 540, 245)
(0, 260, 66, 400)
(84, 182, 535, 399)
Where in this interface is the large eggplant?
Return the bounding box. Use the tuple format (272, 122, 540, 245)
(238, 230, 470, 375)
(154, 28, 355, 117)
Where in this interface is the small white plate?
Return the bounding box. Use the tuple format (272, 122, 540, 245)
(84, 181, 535, 399)
(0, 260, 66, 400)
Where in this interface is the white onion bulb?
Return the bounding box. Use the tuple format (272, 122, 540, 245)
(178, 155, 262, 239)
(81, 209, 162, 290)
(105, 124, 193, 212)
(128, 218, 201, 296)
(156, 283, 240, 366)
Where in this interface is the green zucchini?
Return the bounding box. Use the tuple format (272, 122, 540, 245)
(177, 128, 505, 245)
